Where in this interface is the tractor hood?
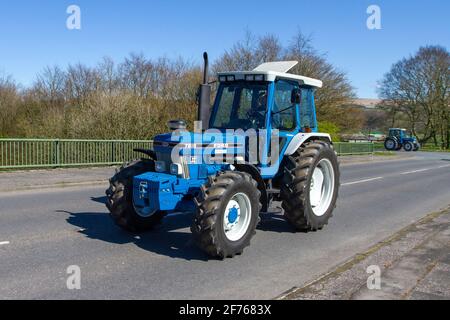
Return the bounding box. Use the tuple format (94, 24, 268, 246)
(153, 131, 246, 156)
(152, 131, 249, 169)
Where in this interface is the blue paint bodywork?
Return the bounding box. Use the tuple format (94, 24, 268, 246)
(133, 163, 231, 214)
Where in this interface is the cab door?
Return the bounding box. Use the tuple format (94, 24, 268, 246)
(261, 80, 300, 178)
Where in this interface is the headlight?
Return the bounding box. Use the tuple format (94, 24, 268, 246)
(155, 161, 166, 172)
(170, 163, 183, 176)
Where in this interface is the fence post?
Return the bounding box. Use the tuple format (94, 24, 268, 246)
(111, 141, 115, 164)
(53, 140, 60, 166)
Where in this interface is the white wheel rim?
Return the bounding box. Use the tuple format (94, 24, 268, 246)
(309, 159, 335, 217)
(223, 192, 252, 242)
(405, 143, 412, 151)
(386, 140, 395, 149)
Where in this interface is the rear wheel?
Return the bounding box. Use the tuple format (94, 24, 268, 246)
(191, 171, 261, 258)
(106, 159, 165, 232)
(281, 141, 340, 231)
(384, 138, 398, 151)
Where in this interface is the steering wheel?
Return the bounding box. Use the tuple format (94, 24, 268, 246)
(246, 108, 266, 127)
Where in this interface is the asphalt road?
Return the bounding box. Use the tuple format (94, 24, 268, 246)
(1, 152, 450, 299)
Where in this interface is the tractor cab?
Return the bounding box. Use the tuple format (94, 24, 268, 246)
(211, 61, 322, 134)
(389, 128, 409, 140)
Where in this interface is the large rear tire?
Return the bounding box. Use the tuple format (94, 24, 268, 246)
(281, 140, 340, 231)
(191, 171, 261, 258)
(106, 159, 165, 232)
(384, 138, 398, 151)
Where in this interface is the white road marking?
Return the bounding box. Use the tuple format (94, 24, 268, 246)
(400, 168, 431, 175)
(400, 164, 450, 175)
(342, 177, 384, 186)
(342, 163, 450, 186)
(0, 241, 10, 246)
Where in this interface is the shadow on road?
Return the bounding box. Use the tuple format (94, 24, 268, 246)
(59, 199, 297, 261)
(90, 196, 108, 204)
(59, 209, 210, 261)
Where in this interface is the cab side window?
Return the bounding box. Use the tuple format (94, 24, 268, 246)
(299, 89, 316, 130)
(271, 80, 297, 131)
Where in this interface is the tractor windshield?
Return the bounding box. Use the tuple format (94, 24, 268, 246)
(210, 82, 269, 130)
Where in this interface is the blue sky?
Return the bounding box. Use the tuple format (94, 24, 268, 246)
(0, 0, 448, 98)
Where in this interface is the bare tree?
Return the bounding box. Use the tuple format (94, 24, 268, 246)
(33, 66, 66, 107)
(65, 63, 101, 106)
(118, 53, 155, 98)
(97, 57, 120, 96)
(213, 30, 259, 72)
(283, 31, 355, 125)
(378, 46, 450, 148)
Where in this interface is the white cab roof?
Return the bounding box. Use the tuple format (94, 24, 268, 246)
(217, 61, 323, 88)
(253, 61, 299, 73)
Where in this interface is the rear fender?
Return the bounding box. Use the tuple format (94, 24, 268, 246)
(284, 133, 332, 156)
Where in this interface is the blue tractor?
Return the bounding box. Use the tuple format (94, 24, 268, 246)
(106, 53, 340, 258)
(384, 128, 420, 152)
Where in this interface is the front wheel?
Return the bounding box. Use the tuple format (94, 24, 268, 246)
(281, 141, 340, 231)
(403, 141, 414, 152)
(191, 171, 261, 258)
(106, 159, 165, 232)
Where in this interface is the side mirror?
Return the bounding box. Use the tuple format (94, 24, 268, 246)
(291, 88, 301, 104)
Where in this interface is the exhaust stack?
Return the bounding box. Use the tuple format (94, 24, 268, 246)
(197, 52, 211, 130)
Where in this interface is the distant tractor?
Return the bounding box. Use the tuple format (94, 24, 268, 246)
(106, 53, 340, 259)
(384, 128, 420, 152)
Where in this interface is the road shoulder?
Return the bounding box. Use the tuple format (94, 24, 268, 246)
(0, 166, 115, 192)
(278, 206, 450, 300)
(339, 152, 412, 166)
